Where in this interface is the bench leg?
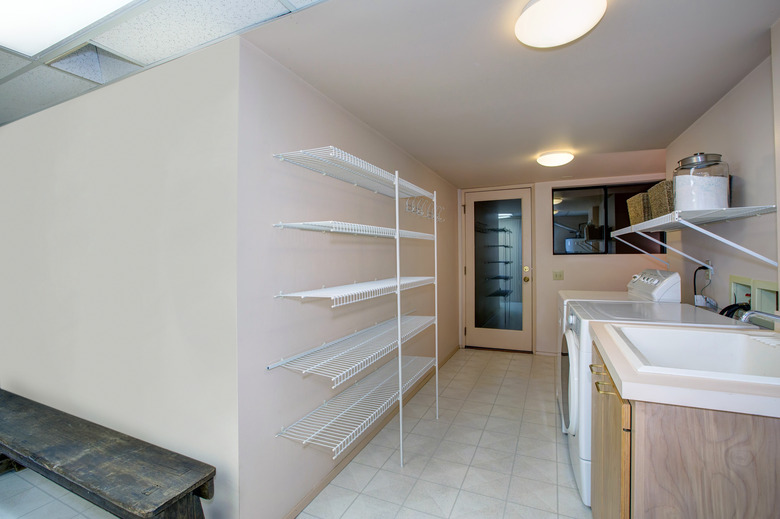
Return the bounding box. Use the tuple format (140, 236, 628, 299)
(155, 493, 205, 519)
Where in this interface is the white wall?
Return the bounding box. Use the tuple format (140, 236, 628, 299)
(533, 174, 665, 354)
(235, 40, 460, 518)
(665, 58, 777, 307)
(0, 41, 241, 517)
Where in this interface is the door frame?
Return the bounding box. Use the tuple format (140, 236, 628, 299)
(459, 185, 535, 352)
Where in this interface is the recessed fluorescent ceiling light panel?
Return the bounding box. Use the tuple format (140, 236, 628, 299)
(0, 0, 136, 57)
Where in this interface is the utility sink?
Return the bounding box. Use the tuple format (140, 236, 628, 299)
(610, 324, 780, 385)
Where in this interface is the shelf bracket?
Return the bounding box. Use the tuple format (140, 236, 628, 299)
(676, 218, 778, 267)
(613, 236, 669, 267)
(634, 231, 712, 270)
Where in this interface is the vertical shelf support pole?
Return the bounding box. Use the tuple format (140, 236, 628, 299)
(394, 171, 404, 467)
(434, 191, 439, 420)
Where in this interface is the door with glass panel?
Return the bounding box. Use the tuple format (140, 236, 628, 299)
(465, 189, 533, 351)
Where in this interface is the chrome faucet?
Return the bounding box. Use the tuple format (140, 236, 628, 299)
(740, 310, 780, 328)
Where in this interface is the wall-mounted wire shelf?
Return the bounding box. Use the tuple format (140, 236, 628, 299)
(486, 276, 512, 280)
(488, 289, 513, 298)
(611, 206, 776, 236)
(267, 315, 435, 388)
(274, 146, 433, 200)
(276, 277, 435, 308)
(277, 356, 435, 459)
(611, 206, 778, 268)
(273, 221, 434, 241)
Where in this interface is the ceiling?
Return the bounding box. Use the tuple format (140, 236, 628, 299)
(2, 1, 779, 189)
(244, 0, 780, 187)
(0, 0, 321, 128)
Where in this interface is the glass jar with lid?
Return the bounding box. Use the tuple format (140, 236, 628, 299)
(673, 153, 730, 211)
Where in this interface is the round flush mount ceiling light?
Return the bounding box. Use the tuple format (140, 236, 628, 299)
(515, 0, 607, 48)
(537, 151, 574, 167)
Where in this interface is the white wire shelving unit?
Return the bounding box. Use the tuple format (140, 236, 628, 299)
(273, 221, 434, 241)
(611, 206, 777, 269)
(266, 315, 435, 388)
(277, 356, 435, 459)
(272, 146, 439, 465)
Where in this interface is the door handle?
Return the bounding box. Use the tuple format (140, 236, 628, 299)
(589, 364, 606, 375)
(523, 276, 530, 282)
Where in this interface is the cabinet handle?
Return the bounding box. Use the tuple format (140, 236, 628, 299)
(589, 364, 606, 375)
(595, 381, 617, 396)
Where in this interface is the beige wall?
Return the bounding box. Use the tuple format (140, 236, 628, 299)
(665, 58, 777, 306)
(0, 41, 241, 518)
(532, 174, 665, 354)
(235, 40, 460, 518)
(773, 21, 780, 279)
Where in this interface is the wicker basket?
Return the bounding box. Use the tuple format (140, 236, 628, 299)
(648, 180, 674, 219)
(627, 192, 651, 225)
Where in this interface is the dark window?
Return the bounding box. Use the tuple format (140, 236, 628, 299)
(553, 183, 666, 255)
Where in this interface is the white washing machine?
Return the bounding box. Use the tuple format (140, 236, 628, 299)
(561, 299, 756, 506)
(555, 269, 682, 444)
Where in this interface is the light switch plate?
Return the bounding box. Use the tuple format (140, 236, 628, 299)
(553, 270, 564, 281)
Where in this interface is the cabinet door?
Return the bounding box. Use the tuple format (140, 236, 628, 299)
(591, 343, 631, 519)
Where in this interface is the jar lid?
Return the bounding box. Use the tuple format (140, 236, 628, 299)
(677, 152, 722, 168)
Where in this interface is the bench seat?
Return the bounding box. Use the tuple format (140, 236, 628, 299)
(0, 389, 215, 519)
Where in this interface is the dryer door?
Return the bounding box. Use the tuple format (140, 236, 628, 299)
(561, 329, 580, 435)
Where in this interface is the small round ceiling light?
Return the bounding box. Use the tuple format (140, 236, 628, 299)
(552, 197, 563, 205)
(515, 0, 607, 49)
(537, 151, 574, 167)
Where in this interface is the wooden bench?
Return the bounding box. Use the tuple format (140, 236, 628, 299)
(0, 389, 215, 519)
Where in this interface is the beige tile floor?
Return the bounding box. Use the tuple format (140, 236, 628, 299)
(0, 467, 116, 519)
(0, 348, 591, 519)
(298, 348, 592, 519)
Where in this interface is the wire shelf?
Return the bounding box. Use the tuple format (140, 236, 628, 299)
(268, 315, 435, 387)
(276, 277, 435, 308)
(273, 221, 434, 241)
(278, 356, 435, 458)
(274, 146, 433, 199)
(611, 206, 777, 236)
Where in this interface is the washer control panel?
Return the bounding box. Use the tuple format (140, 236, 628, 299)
(627, 269, 681, 302)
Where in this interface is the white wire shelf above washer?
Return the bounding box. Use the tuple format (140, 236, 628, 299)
(276, 277, 435, 308)
(273, 221, 434, 241)
(267, 315, 435, 388)
(611, 206, 776, 236)
(277, 355, 435, 459)
(611, 206, 778, 268)
(274, 146, 433, 199)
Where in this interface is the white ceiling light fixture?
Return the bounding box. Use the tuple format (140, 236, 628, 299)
(515, 0, 607, 49)
(537, 151, 574, 167)
(0, 0, 137, 57)
(552, 197, 563, 205)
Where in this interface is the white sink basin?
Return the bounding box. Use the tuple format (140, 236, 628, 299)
(611, 324, 780, 385)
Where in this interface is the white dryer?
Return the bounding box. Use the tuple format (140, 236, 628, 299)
(561, 300, 755, 506)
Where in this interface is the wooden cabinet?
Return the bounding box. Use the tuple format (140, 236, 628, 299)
(591, 341, 780, 519)
(590, 343, 630, 519)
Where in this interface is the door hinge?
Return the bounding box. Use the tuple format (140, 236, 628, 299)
(464, 266, 466, 276)
(464, 327, 467, 336)
(462, 204, 466, 214)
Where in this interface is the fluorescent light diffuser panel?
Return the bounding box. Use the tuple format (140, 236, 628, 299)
(0, 0, 138, 57)
(93, 0, 289, 66)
